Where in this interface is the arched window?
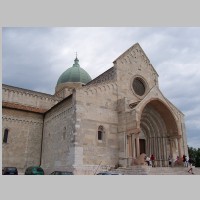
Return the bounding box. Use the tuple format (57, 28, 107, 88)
(3, 129, 9, 143)
(98, 126, 104, 141)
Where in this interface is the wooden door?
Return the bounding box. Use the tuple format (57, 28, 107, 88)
(140, 139, 146, 154)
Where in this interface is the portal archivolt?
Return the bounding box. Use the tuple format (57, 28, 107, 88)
(140, 104, 169, 162)
(126, 100, 182, 167)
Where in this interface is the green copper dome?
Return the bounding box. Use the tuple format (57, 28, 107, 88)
(57, 57, 92, 85)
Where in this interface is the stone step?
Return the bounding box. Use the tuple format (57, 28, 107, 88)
(111, 166, 200, 175)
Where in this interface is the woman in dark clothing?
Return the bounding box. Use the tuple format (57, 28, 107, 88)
(151, 154, 155, 167)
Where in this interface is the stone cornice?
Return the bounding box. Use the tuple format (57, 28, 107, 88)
(2, 102, 48, 114)
(79, 82, 118, 96)
(2, 84, 61, 102)
(2, 115, 43, 125)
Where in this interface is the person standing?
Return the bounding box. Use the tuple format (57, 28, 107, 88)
(183, 155, 186, 166)
(151, 154, 155, 167)
(145, 156, 151, 166)
(174, 156, 179, 166)
(185, 155, 189, 167)
(168, 155, 172, 167)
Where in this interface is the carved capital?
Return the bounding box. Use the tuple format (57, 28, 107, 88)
(133, 128, 141, 134)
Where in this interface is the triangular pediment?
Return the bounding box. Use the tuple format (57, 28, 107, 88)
(113, 43, 158, 76)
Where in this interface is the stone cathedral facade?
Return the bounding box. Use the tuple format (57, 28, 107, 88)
(2, 43, 188, 174)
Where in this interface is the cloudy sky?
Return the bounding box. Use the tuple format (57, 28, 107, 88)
(2, 27, 200, 149)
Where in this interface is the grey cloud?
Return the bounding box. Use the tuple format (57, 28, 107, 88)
(2, 27, 200, 148)
(186, 129, 200, 148)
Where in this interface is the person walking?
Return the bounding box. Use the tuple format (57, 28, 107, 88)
(188, 157, 195, 174)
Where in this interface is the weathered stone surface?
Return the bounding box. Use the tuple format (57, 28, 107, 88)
(2, 84, 60, 110)
(2, 43, 188, 174)
(2, 108, 43, 173)
(41, 97, 75, 173)
(3, 102, 48, 113)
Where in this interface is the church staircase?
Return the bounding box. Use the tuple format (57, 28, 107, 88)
(110, 166, 200, 175)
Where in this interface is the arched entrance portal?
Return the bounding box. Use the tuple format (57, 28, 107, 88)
(129, 99, 182, 167)
(139, 100, 180, 166)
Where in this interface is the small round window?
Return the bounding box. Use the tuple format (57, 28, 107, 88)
(132, 77, 146, 96)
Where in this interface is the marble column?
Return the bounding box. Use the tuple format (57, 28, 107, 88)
(158, 137, 161, 166)
(132, 134, 136, 158)
(169, 139, 173, 157)
(136, 133, 140, 157)
(128, 135, 133, 157)
(161, 137, 165, 166)
(177, 136, 182, 158)
(150, 138, 153, 155)
(146, 137, 150, 157)
(160, 137, 164, 160)
(164, 137, 168, 166)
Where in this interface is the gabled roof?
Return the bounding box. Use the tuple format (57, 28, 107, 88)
(113, 42, 158, 76)
(86, 66, 116, 86)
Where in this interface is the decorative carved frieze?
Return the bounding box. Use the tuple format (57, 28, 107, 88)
(2, 115, 43, 126)
(2, 102, 48, 114)
(82, 82, 117, 96)
(86, 67, 116, 86)
(2, 84, 61, 102)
